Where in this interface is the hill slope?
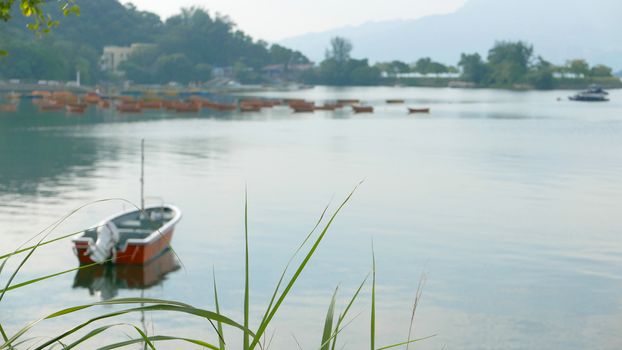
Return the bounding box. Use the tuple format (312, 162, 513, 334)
(280, 0, 622, 69)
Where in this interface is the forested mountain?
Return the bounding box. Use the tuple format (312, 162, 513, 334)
(0, 0, 309, 84)
(281, 0, 622, 70)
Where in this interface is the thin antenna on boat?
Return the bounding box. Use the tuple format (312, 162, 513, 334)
(141, 139, 145, 212)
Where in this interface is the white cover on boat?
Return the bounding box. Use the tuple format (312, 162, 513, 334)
(89, 221, 120, 263)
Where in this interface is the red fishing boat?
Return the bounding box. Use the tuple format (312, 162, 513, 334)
(408, 107, 430, 114)
(117, 102, 142, 113)
(314, 103, 340, 111)
(352, 105, 374, 113)
(337, 99, 360, 104)
(66, 103, 88, 113)
(73, 140, 182, 265)
(0, 104, 17, 112)
(240, 103, 261, 112)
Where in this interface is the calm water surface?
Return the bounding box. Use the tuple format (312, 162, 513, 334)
(0, 87, 621, 349)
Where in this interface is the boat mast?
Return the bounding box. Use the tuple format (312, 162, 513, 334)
(140, 139, 145, 212)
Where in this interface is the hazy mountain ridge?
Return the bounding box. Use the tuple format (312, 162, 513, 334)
(280, 0, 622, 69)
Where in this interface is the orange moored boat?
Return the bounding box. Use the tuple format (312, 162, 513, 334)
(83, 92, 101, 104)
(73, 140, 182, 265)
(337, 99, 360, 105)
(175, 101, 200, 113)
(98, 100, 110, 109)
(32, 90, 52, 98)
(117, 102, 142, 113)
(207, 102, 237, 111)
(0, 104, 17, 112)
(352, 105, 374, 113)
(39, 100, 65, 111)
(408, 107, 430, 114)
(140, 100, 163, 109)
(66, 103, 88, 113)
(314, 103, 340, 111)
(240, 103, 261, 112)
(291, 102, 315, 113)
(73, 204, 182, 264)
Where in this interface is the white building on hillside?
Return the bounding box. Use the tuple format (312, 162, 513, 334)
(100, 44, 154, 74)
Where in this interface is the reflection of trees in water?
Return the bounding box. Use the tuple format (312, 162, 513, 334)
(73, 249, 180, 300)
(0, 105, 119, 196)
(0, 103, 234, 196)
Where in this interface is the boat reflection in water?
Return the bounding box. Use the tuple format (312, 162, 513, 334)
(73, 249, 180, 300)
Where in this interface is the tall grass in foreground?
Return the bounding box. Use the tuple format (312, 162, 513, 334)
(0, 185, 434, 349)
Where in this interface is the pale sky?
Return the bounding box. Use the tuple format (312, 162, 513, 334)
(125, 0, 467, 42)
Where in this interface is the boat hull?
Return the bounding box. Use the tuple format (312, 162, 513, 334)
(73, 204, 181, 265)
(74, 226, 175, 265)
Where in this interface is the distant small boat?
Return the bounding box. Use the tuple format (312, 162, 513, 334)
(0, 104, 17, 112)
(569, 85, 609, 102)
(66, 103, 88, 113)
(408, 107, 430, 114)
(314, 103, 339, 111)
(292, 104, 315, 113)
(175, 102, 200, 113)
(117, 103, 142, 113)
(386, 99, 404, 104)
(140, 100, 163, 109)
(39, 100, 64, 111)
(73, 140, 182, 265)
(98, 100, 110, 109)
(83, 92, 102, 104)
(201, 100, 237, 111)
(211, 103, 237, 111)
(352, 105, 373, 113)
(337, 99, 360, 104)
(242, 99, 276, 108)
(240, 104, 262, 112)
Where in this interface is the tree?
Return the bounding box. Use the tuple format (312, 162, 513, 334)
(413, 58, 433, 74)
(590, 64, 613, 77)
(566, 59, 590, 77)
(325, 36, 352, 63)
(0, 0, 80, 55)
(527, 56, 554, 89)
(458, 53, 488, 84)
(486, 41, 533, 86)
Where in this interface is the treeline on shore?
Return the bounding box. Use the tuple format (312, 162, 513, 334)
(0, 0, 619, 90)
(0, 0, 309, 85)
(303, 37, 621, 89)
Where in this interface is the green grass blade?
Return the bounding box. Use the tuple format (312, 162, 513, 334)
(244, 186, 250, 350)
(29, 304, 252, 350)
(320, 286, 339, 350)
(371, 242, 376, 350)
(0, 261, 104, 294)
(375, 335, 436, 350)
(97, 335, 220, 350)
(318, 311, 363, 350)
(331, 274, 369, 350)
(213, 268, 226, 350)
(257, 203, 330, 333)
(61, 323, 155, 350)
(0, 324, 8, 344)
(406, 273, 426, 350)
(2, 299, 254, 349)
(249, 182, 362, 350)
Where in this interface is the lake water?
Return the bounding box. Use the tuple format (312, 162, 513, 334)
(1, 86, 621, 349)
